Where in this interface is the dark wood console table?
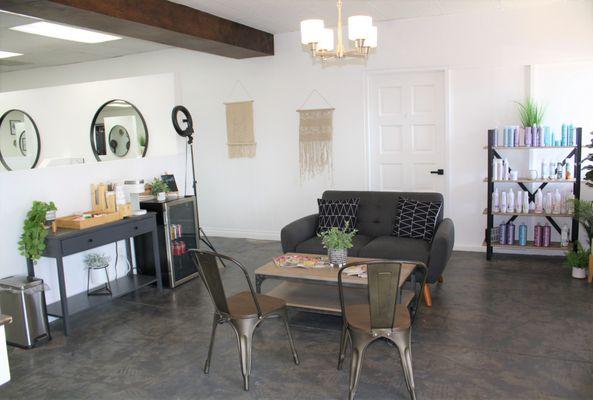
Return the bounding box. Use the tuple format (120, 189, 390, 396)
(26, 213, 162, 336)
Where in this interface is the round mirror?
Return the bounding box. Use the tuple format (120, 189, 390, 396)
(90, 100, 148, 161)
(0, 109, 41, 171)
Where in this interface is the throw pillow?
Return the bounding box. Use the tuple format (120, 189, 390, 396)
(317, 198, 360, 233)
(393, 198, 442, 242)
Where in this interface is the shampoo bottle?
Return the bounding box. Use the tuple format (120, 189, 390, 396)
(561, 224, 570, 247)
(493, 189, 500, 212)
(535, 189, 543, 213)
(508, 189, 515, 213)
(501, 191, 508, 213)
(553, 189, 561, 214)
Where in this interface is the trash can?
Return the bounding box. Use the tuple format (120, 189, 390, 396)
(0, 276, 51, 348)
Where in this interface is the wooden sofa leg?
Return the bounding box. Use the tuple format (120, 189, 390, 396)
(437, 276, 444, 284)
(423, 285, 433, 307)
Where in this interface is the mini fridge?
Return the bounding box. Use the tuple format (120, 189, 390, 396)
(135, 196, 200, 288)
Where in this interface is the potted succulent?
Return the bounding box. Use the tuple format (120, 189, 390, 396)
(18, 201, 57, 262)
(564, 243, 588, 279)
(150, 177, 170, 202)
(318, 221, 358, 267)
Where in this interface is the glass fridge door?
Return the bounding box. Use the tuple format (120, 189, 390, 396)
(166, 198, 199, 285)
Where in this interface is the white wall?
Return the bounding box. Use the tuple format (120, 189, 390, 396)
(1, 0, 593, 298)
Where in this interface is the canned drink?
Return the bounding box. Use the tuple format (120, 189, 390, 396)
(499, 223, 507, 245)
(179, 241, 186, 254)
(543, 224, 551, 247)
(506, 223, 515, 245)
(177, 224, 183, 238)
(534, 224, 542, 247)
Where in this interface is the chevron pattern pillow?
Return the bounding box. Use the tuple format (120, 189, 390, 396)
(393, 198, 442, 242)
(317, 198, 360, 233)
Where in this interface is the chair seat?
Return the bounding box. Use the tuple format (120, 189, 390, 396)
(345, 303, 411, 332)
(227, 291, 286, 319)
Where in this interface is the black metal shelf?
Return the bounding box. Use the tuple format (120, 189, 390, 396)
(485, 128, 582, 260)
(47, 274, 157, 318)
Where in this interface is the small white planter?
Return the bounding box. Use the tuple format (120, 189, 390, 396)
(156, 192, 167, 202)
(572, 267, 587, 279)
(328, 248, 347, 267)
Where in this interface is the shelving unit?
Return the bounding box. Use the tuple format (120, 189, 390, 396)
(484, 128, 582, 259)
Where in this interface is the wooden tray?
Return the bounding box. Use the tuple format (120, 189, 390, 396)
(56, 211, 122, 230)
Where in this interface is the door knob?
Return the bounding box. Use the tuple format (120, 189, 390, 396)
(430, 169, 444, 175)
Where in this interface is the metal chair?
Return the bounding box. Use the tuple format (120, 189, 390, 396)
(190, 249, 300, 391)
(337, 260, 427, 400)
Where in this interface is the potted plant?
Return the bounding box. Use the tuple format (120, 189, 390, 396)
(571, 198, 593, 282)
(318, 221, 358, 267)
(18, 201, 57, 262)
(150, 177, 170, 202)
(564, 243, 588, 279)
(516, 97, 545, 128)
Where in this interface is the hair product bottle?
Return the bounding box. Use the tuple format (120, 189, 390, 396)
(523, 192, 530, 214)
(516, 190, 523, 213)
(493, 188, 500, 212)
(544, 191, 553, 214)
(565, 160, 573, 180)
(549, 161, 556, 180)
(534, 223, 543, 247)
(507, 223, 515, 245)
(519, 223, 527, 246)
(501, 191, 508, 213)
(561, 224, 570, 247)
(553, 189, 562, 214)
(535, 189, 543, 213)
(542, 224, 551, 247)
(525, 126, 532, 147)
(499, 223, 507, 245)
(541, 160, 548, 180)
(508, 189, 515, 213)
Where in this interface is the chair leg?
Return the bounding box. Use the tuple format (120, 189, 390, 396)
(337, 322, 349, 370)
(348, 330, 372, 400)
(280, 308, 299, 365)
(230, 318, 258, 391)
(204, 314, 219, 374)
(393, 328, 417, 400)
(86, 268, 91, 295)
(423, 284, 432, 307)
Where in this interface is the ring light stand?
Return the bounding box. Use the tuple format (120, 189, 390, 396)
(172, 105, 219, 256)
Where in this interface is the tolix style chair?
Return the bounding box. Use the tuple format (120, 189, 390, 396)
(190, 249, 300, 391)
(337, 260, 428, 400)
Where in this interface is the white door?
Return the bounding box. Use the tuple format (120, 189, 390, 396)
(368, 70, 446, 194)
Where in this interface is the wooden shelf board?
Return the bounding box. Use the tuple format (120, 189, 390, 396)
(482, 208, 573, 217)
(47, 274, 157, 318)
(265, 281, 415, 315)
(482, 241, 570, 251)
(484, 178, 575, 183)
(483, 146, 577, 150)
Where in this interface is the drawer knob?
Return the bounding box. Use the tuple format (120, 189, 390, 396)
(134, 226, 139, 230)
(88, 238, 94, 243)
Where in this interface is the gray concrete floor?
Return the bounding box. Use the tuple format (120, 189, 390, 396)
(3, 237, 593, 399)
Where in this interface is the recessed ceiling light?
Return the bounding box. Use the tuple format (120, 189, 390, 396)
(0, 51, 23, 59)
(10, 21, 121, 44)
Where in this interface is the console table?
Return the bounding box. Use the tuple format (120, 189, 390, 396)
(26, 213, 162, 336)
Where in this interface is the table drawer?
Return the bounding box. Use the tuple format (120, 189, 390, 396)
(123, 217, 154, 236)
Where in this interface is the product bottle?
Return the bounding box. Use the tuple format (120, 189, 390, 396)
(549, 161, 556, 180)
(543, 224, 551, 247)
(516, 191, 523, 213)
(513, 127, 519, 147)
(544, 126, 551, 147)
(544, 191, 553, 214)
(565, 160, 573, 180)
(535, 189, 543, 213)
(523, 193, 530, 214)
(553, 189, 562, 214)
(507, 223, 516, 245)
(541, 160, 548, 180)
(561, 224, 570, 247)
(519, 224, 528, 246)
(561, 123, 567, 146)
(566, 192, 575, 214)
(503, 159, 509, 180)
(525, 126, 532, 147)
(508, 189, 515, 213)
(492, 189, 500, 212)
(534, 224, 543, 247)
(492, 160, 499, 180)
(501, 191, 508, 213)
(499, 223, 507, 245)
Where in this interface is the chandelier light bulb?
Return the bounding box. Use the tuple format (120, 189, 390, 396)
(300, 19, 325, 45)
(318, 28, 335, 51)
(366, 26, 378, 48)
(347, 15, 372, 41)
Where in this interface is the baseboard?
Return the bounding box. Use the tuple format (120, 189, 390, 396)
(201, 227, 280, 241)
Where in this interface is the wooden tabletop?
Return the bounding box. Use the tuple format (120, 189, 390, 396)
(0, 314, 12, 327)
(255, 253, 415, 288)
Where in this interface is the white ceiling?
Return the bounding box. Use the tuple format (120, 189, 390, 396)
(171, 0, 563, 34)
(0, 10, 169, 73)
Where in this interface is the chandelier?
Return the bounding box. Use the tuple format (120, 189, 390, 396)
(300, 0, 377, 62)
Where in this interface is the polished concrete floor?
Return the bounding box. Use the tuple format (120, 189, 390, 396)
(3, 237, 593, 399)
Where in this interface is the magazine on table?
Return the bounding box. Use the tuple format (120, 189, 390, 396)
(273, 254, 328, 269)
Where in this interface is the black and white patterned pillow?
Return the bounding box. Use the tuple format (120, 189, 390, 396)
(392, 198, 442, 242)
(317, 198, 360, 233)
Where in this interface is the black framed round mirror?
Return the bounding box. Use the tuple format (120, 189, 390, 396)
(90, 100, 148, 161)
(0, 109, 41, 171)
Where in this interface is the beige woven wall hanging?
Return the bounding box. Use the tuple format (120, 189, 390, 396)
(224, 81, 256, 158)
(297, 90, 334, 180)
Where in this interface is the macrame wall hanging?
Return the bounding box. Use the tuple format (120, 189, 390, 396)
(224, 81, 256, 158)
(297, 89, 334, 180)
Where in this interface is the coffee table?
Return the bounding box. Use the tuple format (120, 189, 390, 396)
(254, 253, 417, 315)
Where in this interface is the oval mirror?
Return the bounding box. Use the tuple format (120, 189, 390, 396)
(0, 109, 41, 171)
(90, 100, 148, 161)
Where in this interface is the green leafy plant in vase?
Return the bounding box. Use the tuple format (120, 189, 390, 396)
(150, 177, 170, 202)
(571, 196, 593, 283)
(18, 201, 57, 262)
(516, 97, 545, 128)
(564, 242, 588, 279)
(318, 221, 358, 266)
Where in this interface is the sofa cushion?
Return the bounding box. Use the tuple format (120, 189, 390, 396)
(393, 198, 442, 242)
(358, 236, 430, 264)
(317, 198, 360, 233)
(295, 235, 374, 257)
(322, 191, 444, 238)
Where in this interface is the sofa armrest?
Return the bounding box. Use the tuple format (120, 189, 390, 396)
(281, 214, 319, 253)
(426, 218, 455, 283)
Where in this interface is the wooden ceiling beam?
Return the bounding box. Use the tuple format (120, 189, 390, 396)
(0, 0, 274, 58)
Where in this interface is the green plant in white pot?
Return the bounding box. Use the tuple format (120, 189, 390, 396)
(150, 177, 170, 202)
(318, 221, 358, 267)
(564, 243, 588, 279)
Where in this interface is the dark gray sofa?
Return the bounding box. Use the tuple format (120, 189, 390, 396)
(280, 190, 455, 306)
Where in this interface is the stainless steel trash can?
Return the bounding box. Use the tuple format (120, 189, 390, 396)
(0, 276, 51, 348)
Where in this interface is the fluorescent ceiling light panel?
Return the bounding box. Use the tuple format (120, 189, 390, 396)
(0, 50, 23, 59)
(10, 21, 121, 44)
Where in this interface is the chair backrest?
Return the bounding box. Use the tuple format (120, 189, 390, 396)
(190, 249, 262, 318)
